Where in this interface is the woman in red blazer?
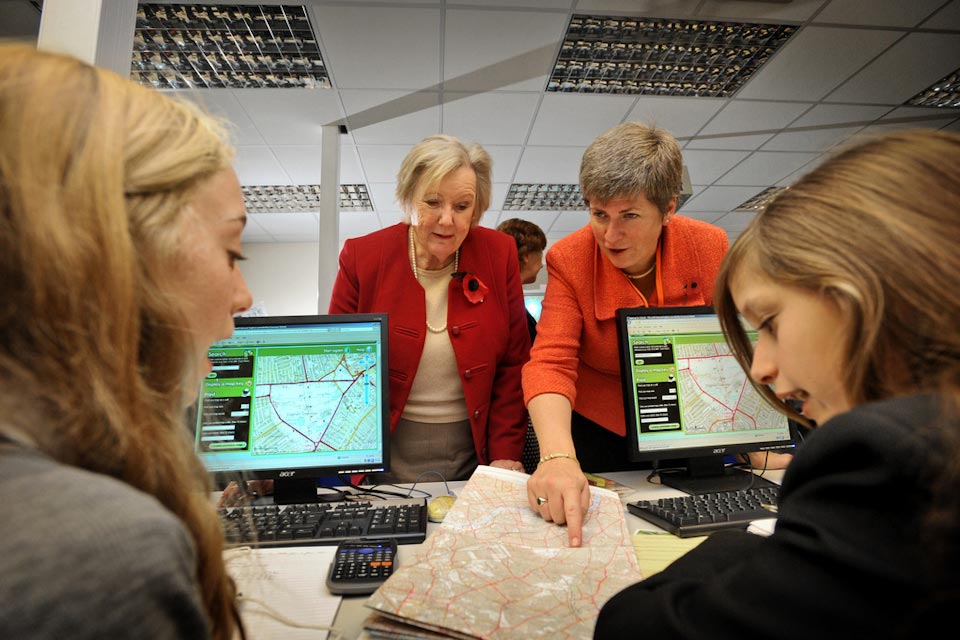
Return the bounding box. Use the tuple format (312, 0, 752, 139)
(523, 123, 730, 546)
(329, 135, 530, 483)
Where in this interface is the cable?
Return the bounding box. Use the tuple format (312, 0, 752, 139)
(407, 470, 456, 498)
(236, 594, 345, 639)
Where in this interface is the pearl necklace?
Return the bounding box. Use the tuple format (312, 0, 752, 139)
(623, 262, 656, 280)
(409, 225, 458, 334)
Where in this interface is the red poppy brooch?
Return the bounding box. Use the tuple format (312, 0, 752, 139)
(452, 271, 489, 304)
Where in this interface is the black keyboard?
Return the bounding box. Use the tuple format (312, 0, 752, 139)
(218, 497, 427, 548)
(627, 486, 780, 538)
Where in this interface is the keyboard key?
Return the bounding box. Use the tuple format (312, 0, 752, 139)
(627, 486, 780, 538)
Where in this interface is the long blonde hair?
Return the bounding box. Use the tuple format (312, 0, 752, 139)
(0, 45, 241, 638)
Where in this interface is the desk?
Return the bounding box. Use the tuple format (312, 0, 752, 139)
(236, 469, 784, 639)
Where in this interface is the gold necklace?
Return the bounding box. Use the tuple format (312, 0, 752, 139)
(409, 225, 458, 334)
(623, 262, 655, 279)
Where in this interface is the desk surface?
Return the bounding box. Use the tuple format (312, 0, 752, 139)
(326, 468, 784, 639)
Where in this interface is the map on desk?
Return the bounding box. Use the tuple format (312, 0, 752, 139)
(365, 466, 642, 639)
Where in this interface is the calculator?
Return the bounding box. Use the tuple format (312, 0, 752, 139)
(325, 538, 398, 595)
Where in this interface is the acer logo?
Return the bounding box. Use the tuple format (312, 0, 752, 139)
(712, 447, 727, 454)
(279, 471, 296, 477)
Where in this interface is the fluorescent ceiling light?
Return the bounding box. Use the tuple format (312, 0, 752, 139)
(734, 186, 787, 212)
(242, 184, 373, 213)
(548, 14, 797, 96)
(132, 3, 329, 89)
(907, 69, 960, 108)
(503, 184, 585, 211)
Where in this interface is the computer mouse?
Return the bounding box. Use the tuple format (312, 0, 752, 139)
(427, 494, 456, 522)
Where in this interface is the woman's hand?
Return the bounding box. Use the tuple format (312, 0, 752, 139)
(216, 479, 274, 508)
(526, 458, 590, 547)
(489, 459, 525, 473)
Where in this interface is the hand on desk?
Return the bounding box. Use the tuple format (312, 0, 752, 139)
(217, 480, 274, 508)
(526, 458, 590, 547)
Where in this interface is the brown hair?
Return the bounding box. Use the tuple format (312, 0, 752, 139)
(396, 134, 492, 225)
(579, 122, 683, 214)
(497, 218, 547, 263)
(714, 129, 960, 568)
(0, 45, 242, 638)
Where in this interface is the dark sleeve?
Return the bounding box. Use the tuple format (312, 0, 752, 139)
(595, 398, 938, 640)
(485, 237, 532, 461)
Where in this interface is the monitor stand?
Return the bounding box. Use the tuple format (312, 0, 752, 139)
(656, 455, 779, 495)
(273, 477, 347, 504)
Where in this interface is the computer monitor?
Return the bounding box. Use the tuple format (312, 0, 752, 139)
(194, 314, 389, 503)
(616, 305, 794, 494)
(523, 293, 544, 322)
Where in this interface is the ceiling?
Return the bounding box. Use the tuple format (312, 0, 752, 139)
(5, 0, 960, 251)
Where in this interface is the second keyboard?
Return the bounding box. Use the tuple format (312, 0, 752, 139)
(219, 497, 427, 548)
(627, 486, 780, 538)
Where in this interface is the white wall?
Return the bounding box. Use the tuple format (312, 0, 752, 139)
(241, 242, 321, 317)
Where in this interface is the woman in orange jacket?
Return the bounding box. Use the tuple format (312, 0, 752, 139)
(522, 122, 729, 546)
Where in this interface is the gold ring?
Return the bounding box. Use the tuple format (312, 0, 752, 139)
(536, 496, 548, 506)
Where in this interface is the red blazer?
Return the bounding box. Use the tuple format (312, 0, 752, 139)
(329, 223, 531, 463)
(522, 217, 729, 436)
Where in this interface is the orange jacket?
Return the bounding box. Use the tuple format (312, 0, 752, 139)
(522, 217, 728, 436)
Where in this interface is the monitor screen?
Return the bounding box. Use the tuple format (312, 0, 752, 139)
(194, 314, 389, 503)
(524, 294, 544, 323)
(616, 305, 794, 494)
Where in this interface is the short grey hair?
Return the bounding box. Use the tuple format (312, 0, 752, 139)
(579, 122, 682, 215)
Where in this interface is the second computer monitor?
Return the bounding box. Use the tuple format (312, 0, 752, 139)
(616, 305, 794, 494)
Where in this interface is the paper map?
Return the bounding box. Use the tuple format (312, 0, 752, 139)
(365, 466, 642, 639)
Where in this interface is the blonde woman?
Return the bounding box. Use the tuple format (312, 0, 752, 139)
(0, 46, 252, 639)
(330, 135, 530, 482)
(597, 129, 960, 637)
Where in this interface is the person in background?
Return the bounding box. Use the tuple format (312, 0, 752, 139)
(496, 217, 547, 341)
(330, 134, 530, 482)
(0, 45, 253, 639)
(523, 122, 730, 546)
(595, 129, 960, 638)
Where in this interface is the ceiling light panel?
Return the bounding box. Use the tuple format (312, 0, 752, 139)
(242, 185, 372, 213)
(132, 3, 329, 89)
(503, 184, 585, 211)
(906, 69, 960, 108)
(548, 15, 797, 97)
(734, 186, 787, 212)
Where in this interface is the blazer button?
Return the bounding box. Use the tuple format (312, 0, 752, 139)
(451, 325, 460, 336)
(474, 410, 481, 419)
(464, 369, 472, 379)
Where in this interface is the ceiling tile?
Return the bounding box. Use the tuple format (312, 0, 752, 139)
(514, 146, 584, 183)
(181, 89, 264, 145)
(233, 146, 289, 185)
(575, 1, 700, 16)
(685, 133, 774, 151)
(442, 93, 540, 146)
(626, 97, 726, 138)
(716, 151, 820, 186)
(700, 100, 812, 136)
(356, 144, 419, 183)
(827, 32, 960, 104)
(232, 89, 343, 145)
(444, 9, 568, 92)
(313, 5, 441, 90)
(547, 212, 589, 234)
(681, 185, 766, 213)
(483, 146, 524, 184)
(489, 183, 512, 213)
(857, 106, 960, 136)
(367, 183, 402, 214)
(696, 0, 823, 21)
(455, 0, 570, 7)
(241, 216, 274, 243)
(682, 150, 751, 184)
(527, 93, 636, 146)
(271, 144, 364, 185)
(340, 90, 441, 145)
(921, 0, 960, 29)
(816, 0, 946, 27)
(736, 27, 903, 101)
